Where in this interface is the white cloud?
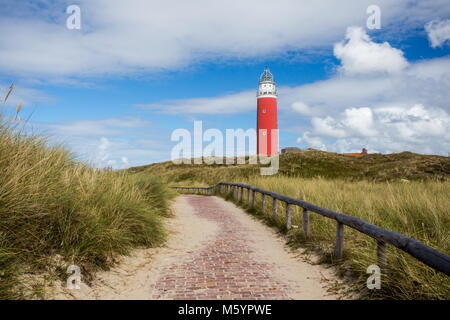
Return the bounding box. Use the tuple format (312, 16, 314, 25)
(309, 107, 376, 139)
(139, 90, 255, 115)
(280, 56, 450, 117)
(344, 107, 377, 137)
(297, 132, 327, 151)
(425, 18, 450, 48)
(311, 117, 347, 138)
(298, 104, 450, 155)
(96, 137, 111, 165)
(1, 0, 449, 77)
(34, 116, 170, 168)
(333, 26, 408, 74)
(121, 156, 130, 168)
(291, 102, 319, 116)
(0, 82, 53, 108)
(43, 117, 149, 136)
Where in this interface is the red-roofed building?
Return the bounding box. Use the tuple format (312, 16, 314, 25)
(343, 148, 368, 156)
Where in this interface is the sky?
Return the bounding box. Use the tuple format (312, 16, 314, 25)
(1, 0, 450, 168)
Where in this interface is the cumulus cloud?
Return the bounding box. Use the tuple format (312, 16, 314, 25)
(292, 37, 450, 155)
(298, 104, 450, 154)
(311, 117, 347, 139)
(425, 18, 450, 48)
(309, 107, 377, 139)
(1, 0, 449, 77)
(333, 26, 408, 74)
(296, 132, 327, 151)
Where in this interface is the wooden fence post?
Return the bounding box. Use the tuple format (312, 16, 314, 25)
(240, 187, 244, 202)
(377, 240, 387, 268)
(302, 208, 310, 239)
(335, 221, 344, 259)
(261, 194, 266, 213)
(252, 190, 256, 207)
(286, 203, 291, 229)
(272, 198, 277, 218)
(247, 188, 250, 203)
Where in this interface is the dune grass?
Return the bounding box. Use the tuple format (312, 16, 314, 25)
(0, 115, 174, 299)
(233, 176, 450, 299)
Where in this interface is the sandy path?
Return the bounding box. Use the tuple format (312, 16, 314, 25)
(51, 195, 345, 300)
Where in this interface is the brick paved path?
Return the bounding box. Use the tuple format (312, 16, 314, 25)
(52, 195, 341, 300)
(152, 195, 304, 300)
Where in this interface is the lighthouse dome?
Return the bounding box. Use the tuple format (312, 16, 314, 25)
(257, 67, 277, 97)
(259, 66, 274, 83)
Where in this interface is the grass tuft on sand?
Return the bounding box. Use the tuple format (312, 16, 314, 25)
(0, 113, 174, 299)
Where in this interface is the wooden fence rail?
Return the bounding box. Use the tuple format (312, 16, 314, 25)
(171, 182, 450, 276)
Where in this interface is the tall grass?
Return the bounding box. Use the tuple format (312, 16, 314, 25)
(226, 176, 450, 299)
(0, 115, 174, 299)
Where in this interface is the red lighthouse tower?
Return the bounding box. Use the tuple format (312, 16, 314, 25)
(257, 67, 278, 155)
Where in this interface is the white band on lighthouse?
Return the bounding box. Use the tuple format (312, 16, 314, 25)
(257, 94, 277, 99)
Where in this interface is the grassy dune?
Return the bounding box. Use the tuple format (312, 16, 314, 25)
(0, 116, 174, 299)
(132, 153, 450, 299)
(131, 149, 449, 182)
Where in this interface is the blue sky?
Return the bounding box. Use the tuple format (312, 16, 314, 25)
(1, 0, 450, 168)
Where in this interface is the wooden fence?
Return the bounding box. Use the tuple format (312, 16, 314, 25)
(171, 182, 450, 276)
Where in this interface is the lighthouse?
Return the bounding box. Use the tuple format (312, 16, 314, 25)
(257, 67, 278, 155)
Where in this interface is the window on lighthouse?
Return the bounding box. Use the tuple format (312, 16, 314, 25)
(262, 108, 266, 113)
